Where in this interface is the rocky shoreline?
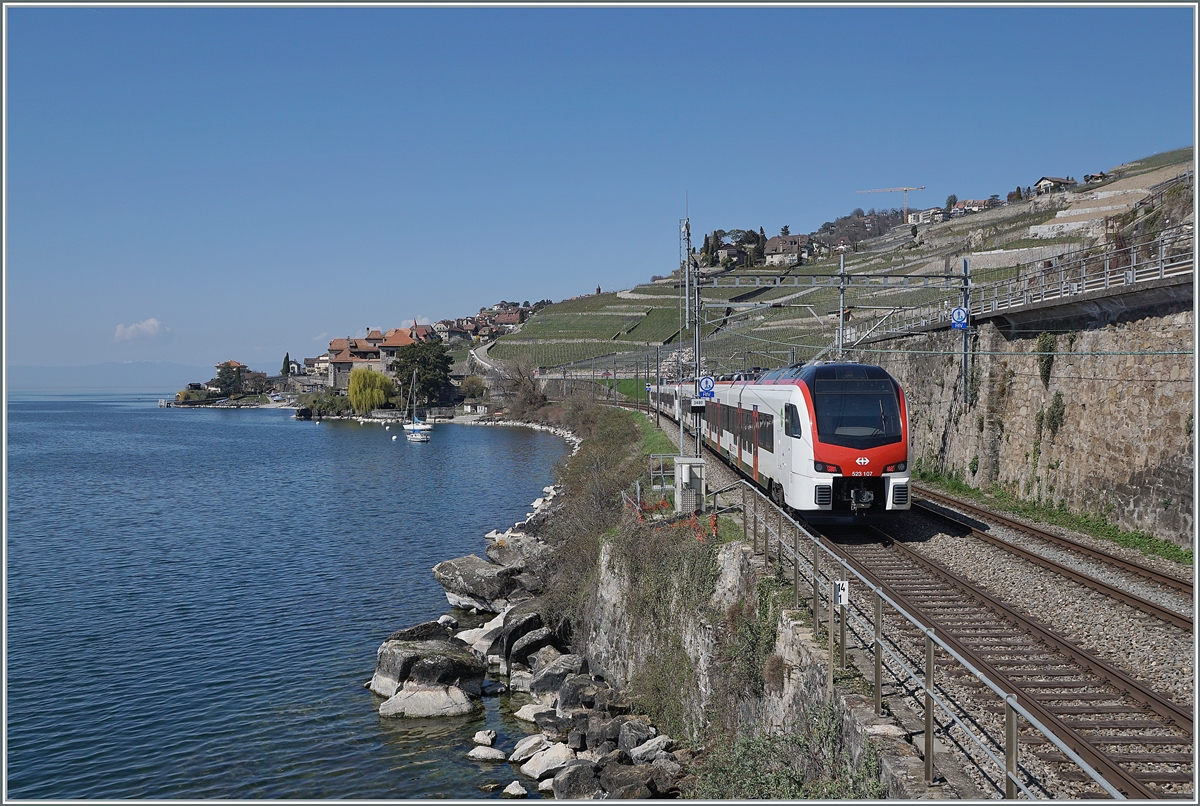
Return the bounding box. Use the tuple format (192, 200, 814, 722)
(366, 422, 688, 799)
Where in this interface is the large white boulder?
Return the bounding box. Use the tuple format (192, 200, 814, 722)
(508, 733, 549, 764)
(378, 684, 479, 718)
(501, 780, 528, 798)
(370, 639, 486, 699)
(467, 746, 508, 761)
(629, 734, 674, 763)
(519, 742, 576, 780)
(513, 702, 553, 723)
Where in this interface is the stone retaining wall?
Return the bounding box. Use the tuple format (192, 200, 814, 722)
(867, 307, 1193, 547)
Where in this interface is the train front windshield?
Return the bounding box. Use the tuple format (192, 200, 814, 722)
(812, 379, 903, 449)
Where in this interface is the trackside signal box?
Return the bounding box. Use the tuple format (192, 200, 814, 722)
(674, 456, 706, 514)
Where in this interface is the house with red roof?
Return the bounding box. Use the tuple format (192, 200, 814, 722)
(327, 337, 384, 390)
(215, 360, 249, 384)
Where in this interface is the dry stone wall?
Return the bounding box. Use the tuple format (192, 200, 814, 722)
(868, 308, 1193, 547)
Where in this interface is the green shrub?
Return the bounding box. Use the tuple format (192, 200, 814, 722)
(296, 390, 353, 416)
(1035, 332, 1056, 387)
(916, 468, 1192, 564)
(686, 701, 886, 799)
(1046, 392, 1066, 439)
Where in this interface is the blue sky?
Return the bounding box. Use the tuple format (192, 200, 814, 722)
(5, 5, 1194, 374)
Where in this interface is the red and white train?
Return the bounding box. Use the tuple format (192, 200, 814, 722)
(652, 361, 911, 522)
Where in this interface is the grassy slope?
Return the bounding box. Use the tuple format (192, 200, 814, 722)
(488, 146, 1192, 370)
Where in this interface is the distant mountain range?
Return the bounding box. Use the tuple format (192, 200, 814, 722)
(7, 362, 212, 393)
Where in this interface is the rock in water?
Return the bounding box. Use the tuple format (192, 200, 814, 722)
(508, 733, 549, 764)
(432, 554, 524, 612)
(384, 621, 452, 642)
(513, 702, 554, 723)
(455, 607, 510, 657)
(500, 780, 527, 798)
(508, 669, 533, 693)
(378, 684, 479, 718)
(370, 638, 487, 699)
(466, 746, 508, 761)
(519, 742, 576, 780)
(473, 729, 497, 746)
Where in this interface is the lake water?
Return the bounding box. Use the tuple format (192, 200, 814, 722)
(5, 394, 569, 799)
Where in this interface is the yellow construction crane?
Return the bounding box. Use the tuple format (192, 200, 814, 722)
(857, 186, 926, 225)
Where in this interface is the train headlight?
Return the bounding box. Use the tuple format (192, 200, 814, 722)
(885, 461, 907, 473)
(814, 461, 841, 474)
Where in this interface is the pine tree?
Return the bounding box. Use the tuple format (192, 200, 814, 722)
(281, 352, 290, 376)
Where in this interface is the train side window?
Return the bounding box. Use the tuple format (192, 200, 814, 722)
(784, 403, 803, 438)
(759, 413, 774, 453)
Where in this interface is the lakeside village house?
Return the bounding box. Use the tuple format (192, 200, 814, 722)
(197, 302, 532, 395)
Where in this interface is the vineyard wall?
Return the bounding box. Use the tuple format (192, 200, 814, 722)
(871, 301, 1194, 548)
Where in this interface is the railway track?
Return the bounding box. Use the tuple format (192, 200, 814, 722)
(618, 400, 1195, 796)
(817, 524, 1194, 799)
(905, 493, 1193, 633)
(914, 485, 1193, 600)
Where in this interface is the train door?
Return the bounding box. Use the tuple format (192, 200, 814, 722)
(777, 402, 791, 489)
(752, 404, 759, 483)
(712, 399, 720, 450)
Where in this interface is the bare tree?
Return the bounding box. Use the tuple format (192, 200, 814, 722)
(493, 360, 546, 418)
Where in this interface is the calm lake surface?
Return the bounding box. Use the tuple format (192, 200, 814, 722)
(6, 394, 568, 799)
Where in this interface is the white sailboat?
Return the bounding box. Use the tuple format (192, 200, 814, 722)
(404, 369, 430, 442)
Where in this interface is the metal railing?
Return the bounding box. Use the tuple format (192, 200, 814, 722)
(887, 226, 1193, 336)
(723, 479, 1126, 799)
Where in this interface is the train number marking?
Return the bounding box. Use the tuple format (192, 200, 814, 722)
(851, 471, 875, 477)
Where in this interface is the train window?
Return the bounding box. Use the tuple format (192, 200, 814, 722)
(741, 410, 753, 447)
(812, 379, 903, 449)
(784, 403, 803, 438)
(758, 413, 774, 453)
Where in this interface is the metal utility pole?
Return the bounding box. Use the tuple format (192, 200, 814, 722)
(837, 253, 846, 359)
(962, 256, 971, 405)
(681, 219, 690, 336)
(655, 347, 661, 430)
(690, 226, 702, 459)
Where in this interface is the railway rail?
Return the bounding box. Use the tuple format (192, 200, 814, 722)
(617, 399, 1194, 797)
(816, 525, 1194, 799)
(906, 492, 1192, 632)
(914, 485, 1193, 600)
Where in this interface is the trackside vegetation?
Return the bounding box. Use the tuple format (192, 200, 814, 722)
(913, 463, 1193, 565)
(508, 392, 887, 798)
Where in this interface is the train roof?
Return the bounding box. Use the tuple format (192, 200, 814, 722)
(724, 361, 895, 386)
